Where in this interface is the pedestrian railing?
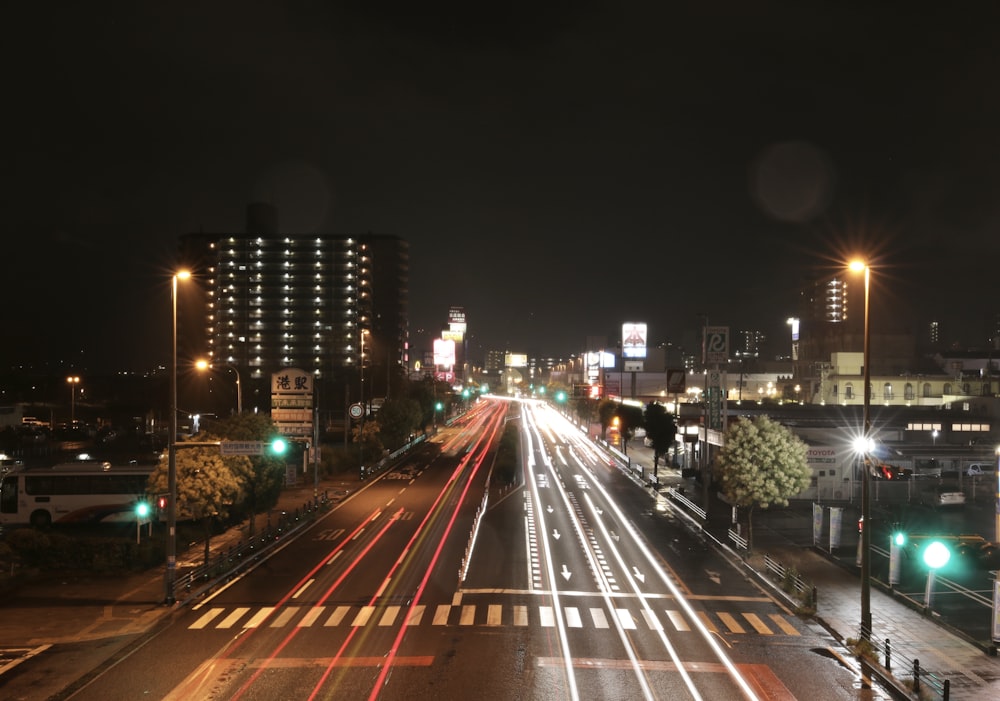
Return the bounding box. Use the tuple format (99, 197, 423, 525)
(664, 486, 706, 520)
(175, 494, 331, 602)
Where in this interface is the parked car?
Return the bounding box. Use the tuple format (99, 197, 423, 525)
(966, 463, 989, 476)
(937, 489, 966, 507)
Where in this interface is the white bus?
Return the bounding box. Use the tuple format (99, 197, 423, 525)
(0, 462, 154, 527)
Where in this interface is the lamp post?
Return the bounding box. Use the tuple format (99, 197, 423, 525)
(359, 328, 367, 477)
(66, 376, 80, 423)
(165, 269, 191, 605)
(849, 259, 872, 641)
(195, 360, 242, 415)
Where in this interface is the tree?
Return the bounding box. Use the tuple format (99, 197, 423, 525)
(375, 396, 423, 450)
(598, 399, 618, 441)
(614, 403, 644, 454)
(209, 414, 287, 537)
(712, 415, 811, 552)
(147, 437, 244, 565)
(643, 401, 677, 476)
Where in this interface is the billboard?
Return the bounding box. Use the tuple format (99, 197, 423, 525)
(433, 338, 456, 367)
(442, 329, 464, 343)
(448, 306, 467, 333)
(505, 352, 528, 368)
(622, 322, 647, 359)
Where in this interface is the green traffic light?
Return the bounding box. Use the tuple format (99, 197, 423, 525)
(892, 532, 906, 547)
(135, 501, 150, 518)
(271, 438, 288, 455)
(922, 540, 951, 569)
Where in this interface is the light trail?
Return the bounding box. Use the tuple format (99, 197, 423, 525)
(525, 404, 654, 700)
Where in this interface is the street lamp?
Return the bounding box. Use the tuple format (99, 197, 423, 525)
(849, 258, 872, 641)
(195, 360, 242, 415)
(359, 328, 368, 477)
(165, 269, 191, 606)
(66, 376, 80, 423)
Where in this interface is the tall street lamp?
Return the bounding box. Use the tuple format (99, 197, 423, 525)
(359, 329, 368, 478)
(849, 259, 872, 641)
(66, 376, 80, 423)
(166, 269, 191, 605)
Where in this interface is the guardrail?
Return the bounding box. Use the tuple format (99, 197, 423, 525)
(175, 495, 331, 602)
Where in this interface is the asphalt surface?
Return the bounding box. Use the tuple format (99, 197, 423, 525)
(2, 438, 1000, 701)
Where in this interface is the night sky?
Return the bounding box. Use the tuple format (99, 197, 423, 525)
(5, 2, 999, 374)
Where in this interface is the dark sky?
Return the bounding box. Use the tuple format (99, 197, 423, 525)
(5, 1, 999, 373)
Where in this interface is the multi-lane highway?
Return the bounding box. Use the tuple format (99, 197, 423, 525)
(50, 398, 875, 699)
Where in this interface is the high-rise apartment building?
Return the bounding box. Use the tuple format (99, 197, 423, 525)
(178, 204, 408, 413)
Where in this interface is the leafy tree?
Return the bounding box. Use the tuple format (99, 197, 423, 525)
(211, 414, 286, 537)
(614, 403, 644, 454)
(147, 437, 244, 565)
(712, 415, 811, 552)
(643, 401, 677, 476)
(597, 399, 618, 441)
(375, 396, 423, 450)
(572, 397, 598, 430)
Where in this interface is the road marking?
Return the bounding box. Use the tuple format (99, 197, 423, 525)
(218, 607, 250, 629)
(190, 608, 224, 629)
(432, 604, 450, 625)
(742, 613, 773, 635)
(325, 606, 350, 626)
(565, 607, 583, 628)
(379, 606, 400, 626)
(642, 610, 662, 630)
(539, 606, 554, 627)
(513, 605, 528, 626)
(270, 608, 298, 628)
(351, 606, 375, 627)
(665, 610, 689, 631)
(459, 605, 475, 625)
(768, 613, 800, 636)
(298, 606, 325, 627)
(717, 612, 745, 634)
(486, 604, 503, 626)
(244, 607, 274, 628)
(615, 608, 636, 629)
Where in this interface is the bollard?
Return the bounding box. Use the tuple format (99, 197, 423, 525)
(912, 658, 920, 694)
(884, 638, 891, 672)
(812, 586, 818, 608)
(943, 678, 949, 700)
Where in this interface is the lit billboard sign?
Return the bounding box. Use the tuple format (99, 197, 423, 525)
(505, 353, 528, 368)
(622, 322, 648, 359)
(433, 338, 456, 367)
(442, 329, 464, 343)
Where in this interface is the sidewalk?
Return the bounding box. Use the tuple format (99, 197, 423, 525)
(622, 441, 1000, 700)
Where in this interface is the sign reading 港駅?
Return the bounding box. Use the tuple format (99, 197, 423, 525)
(271, 367, 314, 437)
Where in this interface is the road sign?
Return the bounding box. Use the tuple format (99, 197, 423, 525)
(704, 326, 729, 363)
(349, 403, 364, 419)
(666, 369, 686, 393)
(220, 440, 264, 456)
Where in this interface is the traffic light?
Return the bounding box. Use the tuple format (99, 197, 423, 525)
(157, 494, 168, 510)
(135, 501, 151, 519)
(891, 531, 906, 547)
(921, 540, 951, 569)
(555, 390, 567, 403)
(270, 437, 288, 456)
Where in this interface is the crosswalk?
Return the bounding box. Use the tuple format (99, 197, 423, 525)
(188, 602, 802, 636)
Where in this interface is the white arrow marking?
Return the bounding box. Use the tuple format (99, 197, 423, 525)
(609, 530, 620, 542)
(706, 569, 721, 585)
(547, 505, 554, 513)
(561, 564, 572, 581)
(632, 567, 645, 583)
(552, 529, 561, 540)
